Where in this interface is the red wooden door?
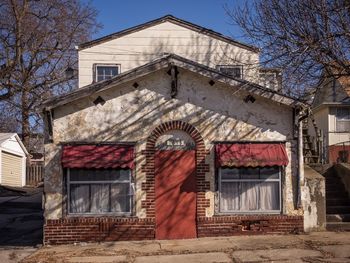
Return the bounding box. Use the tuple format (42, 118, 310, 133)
(155, 149, 197, 239)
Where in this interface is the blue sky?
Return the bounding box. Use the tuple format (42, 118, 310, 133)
(87, 0, 246, 42)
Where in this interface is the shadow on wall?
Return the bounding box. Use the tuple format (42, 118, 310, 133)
(44, 31, 298, 222)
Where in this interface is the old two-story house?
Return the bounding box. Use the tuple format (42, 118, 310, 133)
(41, 15, 307, 244)
(310, 66, 350, 163)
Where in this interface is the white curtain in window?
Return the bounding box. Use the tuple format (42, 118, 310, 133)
(111, 184, 129, 212)
(240, 182, 259, 211)
(221, 182, 240, 211)
(260, 182, 279, 210)
(70, 184, 90, 213)
(91, 184, 110, 213)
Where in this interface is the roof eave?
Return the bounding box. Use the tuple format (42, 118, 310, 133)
(41, 54, 301, 111)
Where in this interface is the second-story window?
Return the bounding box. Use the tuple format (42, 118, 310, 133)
(336, 107, 350, 132)
(216, 65, 243, 79)
(260, 72, 277, 90)
(95, 64, 120, 82)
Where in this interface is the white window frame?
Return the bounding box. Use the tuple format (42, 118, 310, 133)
(218, 167, 282, 214)
(336, 107, 350, 132)
(259, 72, 278, 90)
(94, 64, 120, 82)
(216, 65, 243, 79)
(67, 168, 134, 216)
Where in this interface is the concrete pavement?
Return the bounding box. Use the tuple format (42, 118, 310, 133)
(22, 231, 350, 263)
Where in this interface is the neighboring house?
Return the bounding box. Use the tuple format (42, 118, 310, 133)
(310, 66, 350, 163)
(41, 15, 307, 245)
(0, 133, 28, 187)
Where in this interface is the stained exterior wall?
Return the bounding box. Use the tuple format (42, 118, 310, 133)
(302, 165, 326, 232)
(78, 21, 260, 87)
(45, 68, 300, 222)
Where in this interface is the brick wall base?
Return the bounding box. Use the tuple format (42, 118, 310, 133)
(44, 217, 155, 245)
(44, 215, 303, 245)
(197, 215, 304, 236)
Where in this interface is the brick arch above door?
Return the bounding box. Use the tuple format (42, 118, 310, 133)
(141, 120, 210, 218)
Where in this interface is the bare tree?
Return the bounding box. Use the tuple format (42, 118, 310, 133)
(0, 0, 100, 147)
(225, 0, 350, 98)
(0, 102, 19, 133)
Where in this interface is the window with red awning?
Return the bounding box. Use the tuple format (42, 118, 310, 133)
(215, 143, 288, 167)
(61, 144, 135, 169)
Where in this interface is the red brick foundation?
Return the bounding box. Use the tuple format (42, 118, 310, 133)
(197, 215, 303, 237)
(44, 217, 155, 245)
(44, 215, 303, 244)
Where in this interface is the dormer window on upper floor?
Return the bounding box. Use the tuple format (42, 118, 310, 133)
(216, 65, 243, 79)
(94, 64, 120, 82)
(259, 68, 282, 91)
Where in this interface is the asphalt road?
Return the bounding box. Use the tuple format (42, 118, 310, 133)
(0, 187, 43, 262)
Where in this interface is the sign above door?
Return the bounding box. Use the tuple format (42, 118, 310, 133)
(155, 130, 195, 150)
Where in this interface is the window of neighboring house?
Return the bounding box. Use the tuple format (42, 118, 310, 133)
(260, 72, 278, 90)
(95, 64, 120, 82)
(67, 168, 133, 215)
(216, 65, 243, 79)
(336, 107, 350, 132)
(219, 167, 281, 213)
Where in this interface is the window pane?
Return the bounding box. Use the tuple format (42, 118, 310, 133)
(70, 184, 90, 213)
(336, 120, 350, 132)
(259, 182, 280, 210)
(260, 167, 279, 179)
(240, 182, 259, 210)
(70, 169, 130, 181)
(68, 169, 132, 214)
(336, 108, 350, 120)
(221, 168, 240, 179)
(90, 184, 110, 213)
(241, 168, 259, 179)
(96, 66, 118, 81)
(219, 67, 242, 78)
(219, 168, 281, 212)
(221, 182, 240, 211)
(111, 183, 130, 212)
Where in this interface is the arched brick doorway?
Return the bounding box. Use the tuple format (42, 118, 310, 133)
(141, 121, 210, 239)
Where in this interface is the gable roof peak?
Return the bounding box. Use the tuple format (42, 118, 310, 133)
(78, 15, 259, 53)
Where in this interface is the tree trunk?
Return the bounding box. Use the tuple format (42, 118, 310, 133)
(21, 88, 30, 150)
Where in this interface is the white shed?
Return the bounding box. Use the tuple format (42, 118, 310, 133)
(0, 133, 28, 187)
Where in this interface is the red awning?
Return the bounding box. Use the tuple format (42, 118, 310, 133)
(61, 144, 134, 169)
(215, 143, 288, 167)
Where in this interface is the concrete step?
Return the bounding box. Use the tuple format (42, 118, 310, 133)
(326, 213, 350, 222)
(326, 183, 345, 186)
(326, 180, 345, 185)
(326, 199, 350, 206)
(326, 190, 349, 196)
(327, 206, 350, 214)
(327, 193, 348, 197)
(326, 222, 350, 231)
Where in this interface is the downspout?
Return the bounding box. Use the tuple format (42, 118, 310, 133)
(297, 106, 309, 208)
(41, 108, 54, 214)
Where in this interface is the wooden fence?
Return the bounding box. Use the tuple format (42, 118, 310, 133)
(26, 164, 44, 186)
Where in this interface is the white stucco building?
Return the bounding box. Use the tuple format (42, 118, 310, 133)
(41, 15, 306, 245)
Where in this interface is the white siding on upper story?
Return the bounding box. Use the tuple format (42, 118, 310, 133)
(78, 21, 260, 87)
(328, 107, 350, 145)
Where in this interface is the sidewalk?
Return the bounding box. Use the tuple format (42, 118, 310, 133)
(22, 232, 350, 263)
